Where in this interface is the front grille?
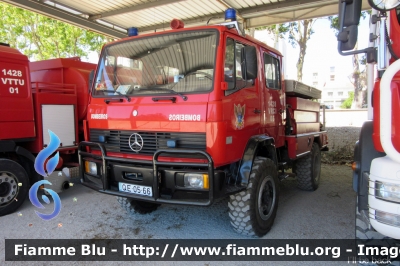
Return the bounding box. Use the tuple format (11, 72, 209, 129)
(90, 129, 206, 156)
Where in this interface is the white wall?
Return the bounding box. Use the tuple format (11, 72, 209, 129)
(321, 109, 368, 127)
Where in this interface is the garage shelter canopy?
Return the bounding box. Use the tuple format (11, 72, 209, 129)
(2, 0, 369, 39)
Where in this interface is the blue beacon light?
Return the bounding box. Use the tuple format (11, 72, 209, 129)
(127, 27, 138, 37)
(225, 8, 237, 21)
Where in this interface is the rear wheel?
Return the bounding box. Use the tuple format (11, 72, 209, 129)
(294, 142, 321, 191)
(117, 197, 160, 215)
(228, 157, 279, 237)
(0, 159, 30, 216)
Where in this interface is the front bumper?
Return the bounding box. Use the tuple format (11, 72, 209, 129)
(78, 141, 231, 206)
(368, 156, 400, 239)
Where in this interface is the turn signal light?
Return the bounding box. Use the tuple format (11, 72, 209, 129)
(352, 162, 359, 171)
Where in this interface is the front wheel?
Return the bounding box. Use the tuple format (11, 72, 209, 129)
(228, 157, 279, 237)
(0, 159, 30, 216)
(117, 197, 161, 215)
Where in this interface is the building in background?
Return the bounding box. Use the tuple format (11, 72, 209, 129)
(303, 65, 354, 109)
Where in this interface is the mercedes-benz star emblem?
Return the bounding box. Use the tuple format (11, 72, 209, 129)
(128, 133, 144, 152)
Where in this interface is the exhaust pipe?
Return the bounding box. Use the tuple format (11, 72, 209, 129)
(62, 181, 70, 190)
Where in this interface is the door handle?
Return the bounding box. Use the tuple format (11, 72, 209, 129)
(253, 108, 261, 114)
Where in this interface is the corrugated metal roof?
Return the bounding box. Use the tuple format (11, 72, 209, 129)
(2, 0, 370, 38)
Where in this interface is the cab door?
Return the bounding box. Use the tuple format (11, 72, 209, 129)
(261, 51, 285, 147)
(222, 36, 261, 161)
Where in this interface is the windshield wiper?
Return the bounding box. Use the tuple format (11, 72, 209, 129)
(101, 90, 131, 102)
(137, 87, 188, 101)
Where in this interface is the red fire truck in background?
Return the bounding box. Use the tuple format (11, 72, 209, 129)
(338, 0, 400, 239)
(79, 10, 328, 236)
(0, 43, 96, 216)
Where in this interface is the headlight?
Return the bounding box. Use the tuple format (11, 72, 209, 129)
(184, 173, 209, 189)
(375, 181, 400, 203)
(84, 161, 98, 175)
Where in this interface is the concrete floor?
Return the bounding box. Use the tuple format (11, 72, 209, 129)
(1, 164, 355, 266)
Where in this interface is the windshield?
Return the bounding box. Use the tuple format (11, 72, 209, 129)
(93, 30, 218, 97)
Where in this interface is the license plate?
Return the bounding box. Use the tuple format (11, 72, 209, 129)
(118, 182, 153, 197)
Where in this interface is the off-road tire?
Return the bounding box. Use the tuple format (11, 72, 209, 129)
(0, 159, 30, 216)
(117, 197, 160, 215)
(228, 157, 279, 237)
(294, 142, 321, 191)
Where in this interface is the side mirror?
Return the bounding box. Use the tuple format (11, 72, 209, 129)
(89, 70, 95, 91)
(338, 0, 362, 52)
(368, 0, 400, 12)
(241, 46, 257, 80)
(342, 0, 362, 27)
(337, 0, 377, 59)
(338, 25, 358, 51)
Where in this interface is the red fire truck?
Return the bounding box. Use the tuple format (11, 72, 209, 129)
(79, 10, 328, 236)
(338, 0, 400, 239)
(0, 43, 96, 216)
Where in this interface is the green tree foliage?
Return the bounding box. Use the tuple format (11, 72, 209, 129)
(341, 91, 354, 109)
(0, 2, 111, 61)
